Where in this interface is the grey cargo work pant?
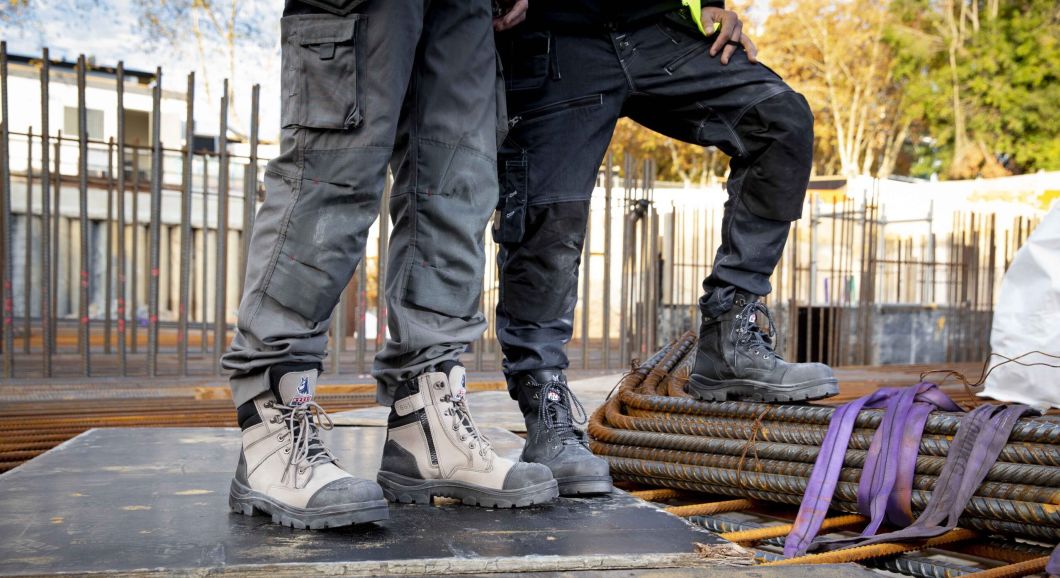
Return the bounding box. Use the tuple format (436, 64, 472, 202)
(221, 0, 503, 407)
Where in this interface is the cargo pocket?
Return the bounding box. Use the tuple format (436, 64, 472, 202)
(281, 14, 365, 130)
(499, 30, 551, 91)
(493, 157, 528, 244)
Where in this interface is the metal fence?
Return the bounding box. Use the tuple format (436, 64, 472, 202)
(0, 46, 1039, 380)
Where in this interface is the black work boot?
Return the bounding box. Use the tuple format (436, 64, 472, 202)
(688, 292, 838, 403)
(510, 369, 613, 496)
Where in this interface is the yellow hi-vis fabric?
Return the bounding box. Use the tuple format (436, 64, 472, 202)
(681, 0, 723, 36)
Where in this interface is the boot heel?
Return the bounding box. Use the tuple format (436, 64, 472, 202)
(228, 479, 256, 516)
(377, 471, 433, 504)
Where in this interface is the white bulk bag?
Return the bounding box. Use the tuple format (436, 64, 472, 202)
(980, 204, 1060, 410)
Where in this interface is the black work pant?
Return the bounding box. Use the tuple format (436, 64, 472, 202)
(494, 10, 814, 377)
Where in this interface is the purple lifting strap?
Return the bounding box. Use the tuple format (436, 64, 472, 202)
(784, 383, 1036, 558)
(1048, 543, 1060, 576)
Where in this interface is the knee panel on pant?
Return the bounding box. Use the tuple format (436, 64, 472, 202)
(264, 147, 388, 321)
(497, 201, 590, 323)
(733, 90, 814, 222)
(401, 144, 497, 319)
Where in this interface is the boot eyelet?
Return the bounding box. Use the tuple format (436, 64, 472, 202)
(264, 401, 274, 408)
(284, 447, 290, 454)
(434, 381, 445, 389)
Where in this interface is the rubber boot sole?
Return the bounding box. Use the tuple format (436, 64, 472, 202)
(229, 478, 390, 529)
(555, 474, 614, 496)
(377, 470, 559, 508)
(688, 375, 839, 403)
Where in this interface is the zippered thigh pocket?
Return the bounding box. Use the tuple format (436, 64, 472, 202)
(507, 94, 603, 131)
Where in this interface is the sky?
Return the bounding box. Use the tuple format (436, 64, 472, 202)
(2, 0, 285, 139)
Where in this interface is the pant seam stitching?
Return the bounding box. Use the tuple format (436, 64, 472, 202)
(244, 131, 308, 331)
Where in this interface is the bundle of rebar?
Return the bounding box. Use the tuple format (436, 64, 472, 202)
(589, 332, 1060, 542)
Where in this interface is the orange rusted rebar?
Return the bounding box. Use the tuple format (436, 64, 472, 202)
(947, 542, 1052, 564)
(629, 488, 684, 501)
(720, 514, 867, 544)
(959, 556, 1050, 578)
(664, 498, 754, 517)
(757, 528, 977, 566)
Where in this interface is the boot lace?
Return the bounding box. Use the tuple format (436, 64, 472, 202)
(731, 301, 781, 361)
(267, 400, 336, 487)
(448, 397, 493, 458)
(537, 379, 588, 446)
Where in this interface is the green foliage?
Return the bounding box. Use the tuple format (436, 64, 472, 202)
(888, 0, 1060, 175)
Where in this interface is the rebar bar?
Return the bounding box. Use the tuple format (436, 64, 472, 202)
(958, 556, 1049, 578)
(1, 42, 12, 379)
(115, 62, 125, 375)
(178, 72, 194, 377)
(39, 50, 52, 377)
(76, 55, 90, 377)
(213, 79, 229, 375)
(593, 334, 1060, 544)
(146, 67, 163, 376)
(694, 516, 982, 578)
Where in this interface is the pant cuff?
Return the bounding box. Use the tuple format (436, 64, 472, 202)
(230, 370, 270, 408)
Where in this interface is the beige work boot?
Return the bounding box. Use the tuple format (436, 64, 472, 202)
(377, 362, 559, 508)
(229, 364, 389, 529)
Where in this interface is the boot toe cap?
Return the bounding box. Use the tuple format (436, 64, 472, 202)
(306, 476, 385, 509)
(549, 449, 611, 479)
(785, 361, 836, 384)
(502, 462, 554, 490)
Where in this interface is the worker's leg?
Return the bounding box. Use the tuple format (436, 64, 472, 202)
(370, 0, 502, 403)
(493, 28, 627, 495)
(623, 8, 836, 401)
(372, 0, 559, 508)
(222, 0, 423, 529)
(493, 28, 626, 378)
(223, 0, 420, 406)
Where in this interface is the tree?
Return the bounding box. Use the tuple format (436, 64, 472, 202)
(889, 0, 1060, 177)
(131, 0, 274, 138)
(757, 0, 909, 177)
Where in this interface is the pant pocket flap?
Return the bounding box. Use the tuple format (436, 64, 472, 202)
(299, 16, 359, 45)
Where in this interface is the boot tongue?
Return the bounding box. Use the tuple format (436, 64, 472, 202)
(440, 362, 467, 403)
(273, 369, 317, 407)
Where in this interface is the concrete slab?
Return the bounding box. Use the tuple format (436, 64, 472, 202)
(0, 426, 732, 576)
(331, 373, 624, 432)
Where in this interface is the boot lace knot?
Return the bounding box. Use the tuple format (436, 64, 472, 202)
(730, 301, 780, 361)
(537, 379, 588, 446)
(271, 400, 336, 487)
